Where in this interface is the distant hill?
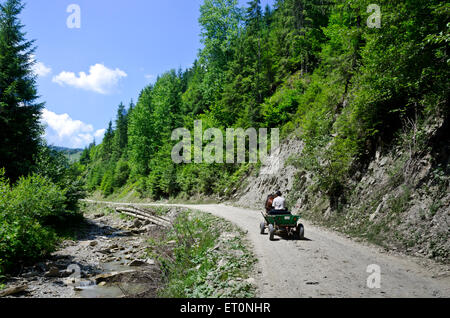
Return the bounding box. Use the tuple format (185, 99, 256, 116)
(49, 146, 83, 163)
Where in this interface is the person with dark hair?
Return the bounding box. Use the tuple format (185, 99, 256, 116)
(268, 191, 290, 215)
(265, 194, 275, 213)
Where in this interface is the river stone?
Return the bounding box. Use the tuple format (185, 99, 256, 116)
(95, 270, 135, 283)
(22, 271, 39, 279)
(245, 278, 256, 286)
(128, 260, 147, 267)
(44, 267, 61, 278)
(145, 259, 156, 266)
(99, 248, 112, 255)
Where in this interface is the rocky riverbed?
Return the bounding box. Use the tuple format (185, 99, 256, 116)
(1, 204, 176, 298)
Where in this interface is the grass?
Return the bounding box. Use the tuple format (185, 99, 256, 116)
(148, 210, 257, 298)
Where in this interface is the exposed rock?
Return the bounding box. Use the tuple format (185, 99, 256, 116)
(133, 219, 142, 228)
(44, 267, 61, 278)
(95, 270, 135, 283)
(98, 248, 112, 255)
(245, 278, 256, 286)
(21, 271, 39, 279)
(145, 259, 156, 266)
(128, 259, 154, 267)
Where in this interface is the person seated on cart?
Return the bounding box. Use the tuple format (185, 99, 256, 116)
(265, 194, 275, 214)
(269, 191, 291, 215)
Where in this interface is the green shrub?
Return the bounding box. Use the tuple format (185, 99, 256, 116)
(35, 146, 87, 213)
(7, 174, 66, 223)
(0, 170, 62, 274)
(100, 170, 114, 197)
(0, 214, 57, 275)
(114, 160, 130, 188)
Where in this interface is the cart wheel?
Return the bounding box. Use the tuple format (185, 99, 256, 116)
(269, 224, 275, 241)
(260, 222, 266, 235)
(296, 224, 305, 240)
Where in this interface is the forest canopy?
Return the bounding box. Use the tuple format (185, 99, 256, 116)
(80, 0, 449, 202)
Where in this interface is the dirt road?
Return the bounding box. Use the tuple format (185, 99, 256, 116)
(85, 201, 450, 298)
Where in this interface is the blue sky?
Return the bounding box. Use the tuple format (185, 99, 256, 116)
(20, 0, 273, 149)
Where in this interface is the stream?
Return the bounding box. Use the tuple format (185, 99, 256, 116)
(2, 206, 167, 298)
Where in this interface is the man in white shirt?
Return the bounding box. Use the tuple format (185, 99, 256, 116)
(270, 191, 288, 215)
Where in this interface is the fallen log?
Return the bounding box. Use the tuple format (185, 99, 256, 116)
(120, 207, 171, 225)
(0, 285, 28, 297)
(116, 208, 171, 228)
(119, 211, 168, 228)
(126, 207, 171, 223)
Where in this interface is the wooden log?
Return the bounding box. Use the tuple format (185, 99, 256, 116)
(126, 207, 171, 223)
(119, 211, 168, 228)
(116, 208, 171, 228)
(0, 285, 28, 297)
(117, 207, 171, 226)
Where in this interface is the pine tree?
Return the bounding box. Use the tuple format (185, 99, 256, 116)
(100, 121, 114, 161)
(128, 99, 135, 114)
(0, 0, 43, 182)
(112, 102, 128, 160)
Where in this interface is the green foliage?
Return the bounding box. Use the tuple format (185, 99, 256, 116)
(113, 160, 130, 188)
(0, 0, 44, 182)
(81, 0, 449, 207)
(151, 211, 256, 298)
(6, 174, 66, 222)
(35, 145, 86, 213)
(0, 170, 64, 274)
(100, 169, 114, 197)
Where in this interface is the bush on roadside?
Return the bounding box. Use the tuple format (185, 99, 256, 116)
(0, 170, 66, 275)
(35, 146, 87, 215)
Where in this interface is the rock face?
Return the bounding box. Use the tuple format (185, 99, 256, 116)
(235, 137, 304, 210)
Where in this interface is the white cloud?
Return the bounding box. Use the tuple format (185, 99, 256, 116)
(52, 63, 127, 94)
(41, 109, 105, 148)
(30, 55, 52, 77)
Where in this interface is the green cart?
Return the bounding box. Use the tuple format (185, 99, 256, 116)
(260, 212, 305, 241)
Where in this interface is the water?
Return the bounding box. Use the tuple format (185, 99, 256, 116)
(75, 261, 134, 298)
